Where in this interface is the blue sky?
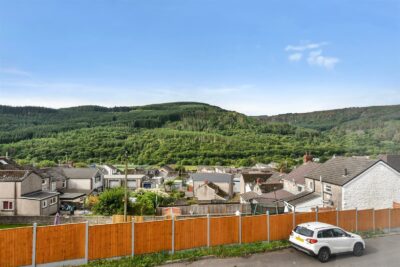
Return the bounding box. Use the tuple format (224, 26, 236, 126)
(0, 0, 399, 115)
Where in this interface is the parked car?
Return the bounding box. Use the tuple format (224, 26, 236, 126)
(289, 222, 365, 263)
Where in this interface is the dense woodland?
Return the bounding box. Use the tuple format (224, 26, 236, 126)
(0, 102, 399, 168)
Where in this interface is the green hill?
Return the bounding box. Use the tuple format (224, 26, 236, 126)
(0, 102, 399, 167)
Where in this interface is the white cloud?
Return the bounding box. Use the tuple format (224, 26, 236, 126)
(285, 42, 328, 52)
(307, 50, 339, 69)
(288, 53, 303, 62)
(0, 67, 32, 77)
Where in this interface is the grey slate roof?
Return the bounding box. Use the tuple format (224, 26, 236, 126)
(305, 156, 378, 186)
(21, 191, 59, 200)
(62, 168, 99, 179)
(0, 157, 22, 170)
(283, 191, 321, 206)
(283, 162, 321, 185)
(241, 172, 272, 183)
(190, 173, 233, 183)
(379, 154, 400, 172)
(240, 191, 260, 201)
(0, 170, 31, 182)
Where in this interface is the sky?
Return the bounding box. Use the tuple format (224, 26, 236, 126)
(0, 0, 399, 115)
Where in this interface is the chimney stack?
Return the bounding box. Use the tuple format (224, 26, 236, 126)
(303, 152, 313, 164)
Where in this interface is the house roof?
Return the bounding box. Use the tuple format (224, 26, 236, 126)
(21, 191, 59, 200)
(0, 170, 31, 182)
(190, 173, 233, 183)
(160, 165, 174, 172)
(41, 167, 67, 181)
(241, 172, 272, 183)
(283, 162, 321, 185)
(104, 174, 147, 179)
(62, 168, 99, 179)
(265, 172, 286, 184)
(0, 157, 22, 170)
(305, 156, 379, 186)
(206, 182, 229, 198)
(283, 191, 321, 206)
(379, 154, 400, 172)
(240, 191, 260, 201)
(261, 189, 294, 200)
(59, 192, 86, 200)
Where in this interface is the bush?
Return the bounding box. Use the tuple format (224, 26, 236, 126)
(92, 187, 128, 215)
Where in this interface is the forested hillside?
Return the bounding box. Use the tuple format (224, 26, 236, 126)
(0, 102, 399, 167)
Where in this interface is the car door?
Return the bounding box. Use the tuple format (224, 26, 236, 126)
(318, 229, 339, 253)
(331, 228, 352, 253)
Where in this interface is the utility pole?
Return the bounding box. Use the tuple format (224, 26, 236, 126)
(124, 151, 128, 222)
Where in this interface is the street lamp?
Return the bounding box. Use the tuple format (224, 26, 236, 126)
(124, 151, 128, 222)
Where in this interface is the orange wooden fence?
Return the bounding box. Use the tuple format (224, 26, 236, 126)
(210, 216, 239, 246)
(0, 227, 32, 267)
(2, 208, 400, 267)
(36, 223, 86, 264)
(175, 217, 207, 250)
(241, 215, 268, 243)
(134, 220, 172, 255)
(89, 222, 132, 260)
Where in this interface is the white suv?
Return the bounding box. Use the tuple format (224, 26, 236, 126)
(289, 222, 365, 262)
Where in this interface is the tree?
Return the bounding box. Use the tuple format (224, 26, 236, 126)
(92, 187, 127, 215)
(131, 189, 175, 215)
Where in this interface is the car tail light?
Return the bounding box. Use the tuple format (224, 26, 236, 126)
(306, 238, 318, 244)
(290, 231, 294, 237)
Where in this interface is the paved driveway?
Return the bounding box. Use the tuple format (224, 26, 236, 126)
(165, 234, 400, 267)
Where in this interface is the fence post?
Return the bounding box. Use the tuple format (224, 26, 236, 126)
(207, 214, 210, 247)
(267, 210, 270, 242)
(32, 223, 37, 267)
(292, 207, 296, 228)
(388, 208, 391, 233)
(373, 208, 375, 233)
(355, 208, 358, 232)
(238, 214, 242, 244)
(336, 208, 339, 226)
(171, 215, 175, 254)
(85, 221, 89, 264)
(131, 219, 135, 256)
(315, 206, 319, 222)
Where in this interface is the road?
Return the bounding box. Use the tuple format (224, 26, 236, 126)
(165, 234, 400, 267)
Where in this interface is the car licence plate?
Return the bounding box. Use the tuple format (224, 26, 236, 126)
(296, 236, 304, 242)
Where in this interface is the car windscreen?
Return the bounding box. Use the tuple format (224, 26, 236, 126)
(294, 226, 314, 237)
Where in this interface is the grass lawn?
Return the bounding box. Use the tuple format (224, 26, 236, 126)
(0, 224, 31, 229)
(80, 240, 290, 267)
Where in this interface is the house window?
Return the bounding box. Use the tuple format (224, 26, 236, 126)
(62, 180, 67, 188)
(49, 197, 58, 205)
(297, 186, 302, 192)
(308, 181, 313, 190)
(95, 175, 101, 183)
(42, 179, 46, 184)
(2, 201, 13, 210)
(324, 184, 332, 194)
(42, 200, 48, 208)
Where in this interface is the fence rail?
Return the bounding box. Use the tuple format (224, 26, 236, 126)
(1, 207, 400, 267)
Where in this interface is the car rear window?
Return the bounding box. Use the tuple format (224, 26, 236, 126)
(294, 226, 314, 237)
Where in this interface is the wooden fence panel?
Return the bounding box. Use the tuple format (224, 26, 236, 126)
(269, 213, 293, 241)
(242, 215, 267, 243)
(0, 227, 32, 267)
(391, 208, 400, 228)
(375, 208, 390, 230)
(36, 223, 85, 264)
(318, 211, 337, 225)
(135, 220, 172, 255)
(89, 222, 131, 260)
(338, 209, 356, 231)
(357, 209, 373, 232)
(175, 218, 207, 251)
(295, 212, 315, 226)
(210, 216, 239, 246)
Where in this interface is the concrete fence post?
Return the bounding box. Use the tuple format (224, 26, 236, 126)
(373, 209, 376, 233)
(292, 207, 296, 228)
(32, 223, 37, 267)
(355, 208, 358, 232)
(131, 220, 135, 256)
(207, 214, 210, 247)
(316, 206, 319, 222)
(238, 214, 242, 244)
(171, 215, 175, 254)
(85, 221, 89, 264)
(336, 208, 339, 226)
(388, 208, 391, 233)
(267, 210, 270, 242)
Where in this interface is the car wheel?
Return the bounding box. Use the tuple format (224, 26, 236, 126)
(353, 242, 364, 256)
(318, 248, 331, 263)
